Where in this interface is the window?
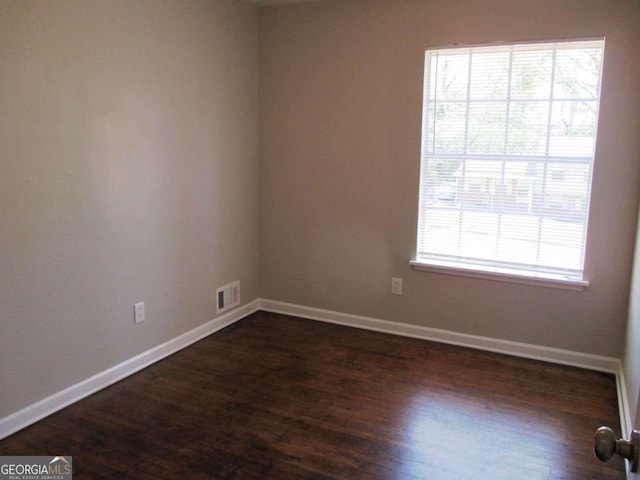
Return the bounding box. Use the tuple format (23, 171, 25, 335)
(413, 39, 604, 289)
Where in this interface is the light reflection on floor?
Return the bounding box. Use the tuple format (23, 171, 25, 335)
(395, 390, 569, 480)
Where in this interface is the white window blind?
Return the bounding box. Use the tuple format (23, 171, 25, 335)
(415, 39, 604, 284)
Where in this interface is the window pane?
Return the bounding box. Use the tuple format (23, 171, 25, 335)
(498, 215, 539, 265)
(469, 51, 509, 99)
(549, 101, 598, 157)
(510, 47, 553, 99)
(420, 208, 460, 256)
(507, 101, 549, 155)
(468, 102, 507, 154)
(456, 159, 502, 209)
(501, 161, 538, 213)
(420, 157, 461, 206)
(431, 102, 467, 153)
(538, 218, 583, 270)
(554, 46, 603, 99)
(430, 52, 469, 100)
(541, 162, 590, 220)
(459, 211, 498, 261)
(423, 100, 436, 154)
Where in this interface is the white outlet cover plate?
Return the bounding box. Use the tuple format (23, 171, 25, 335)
(134, 302, 145, 323)
(391, 277, 403, 295)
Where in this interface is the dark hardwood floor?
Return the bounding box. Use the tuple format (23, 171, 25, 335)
(0, 311, 625, 479)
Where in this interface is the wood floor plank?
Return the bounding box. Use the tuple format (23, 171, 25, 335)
(0, 311, 625, 479)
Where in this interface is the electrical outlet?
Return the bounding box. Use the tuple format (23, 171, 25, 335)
(391, 277, 403, 296)
(134, 301, 145, 324)
(216, 281, 240, 314)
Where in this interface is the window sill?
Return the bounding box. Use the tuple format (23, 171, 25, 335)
(409, 259, 588, 291)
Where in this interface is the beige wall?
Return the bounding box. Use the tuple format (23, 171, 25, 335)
(259, 0, 640, 356)
(0, 0, 259, 418)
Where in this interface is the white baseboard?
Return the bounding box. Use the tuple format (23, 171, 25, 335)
(258, 298, 620, 373)
(0, 299, 260, 441)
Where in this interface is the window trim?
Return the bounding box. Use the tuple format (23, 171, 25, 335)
(410, 258, 588, 291)
(414, 37, 604, 289)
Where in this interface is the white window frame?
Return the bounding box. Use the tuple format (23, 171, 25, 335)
(411, 38, 605, 290)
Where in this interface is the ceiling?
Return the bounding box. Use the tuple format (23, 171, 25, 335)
(243, 0, 327, 6)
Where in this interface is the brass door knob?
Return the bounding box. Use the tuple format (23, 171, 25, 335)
(594, 426, 640, 472)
